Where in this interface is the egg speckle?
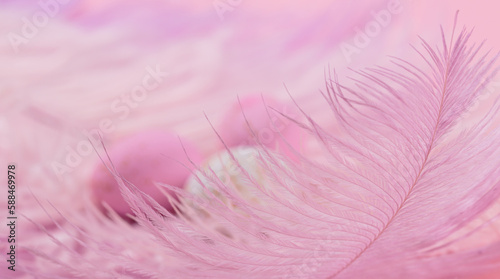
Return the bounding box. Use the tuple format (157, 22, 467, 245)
(183, 146, 285, 241)
(184, 146, 272, 210)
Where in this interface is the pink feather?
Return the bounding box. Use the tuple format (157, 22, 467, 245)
(2, 1, 500, 279)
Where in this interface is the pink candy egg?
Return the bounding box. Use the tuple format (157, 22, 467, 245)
(219, 95, 304, 160)
(90, 130, 202, 217)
